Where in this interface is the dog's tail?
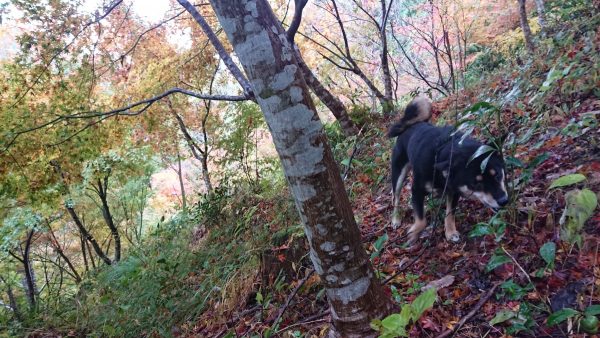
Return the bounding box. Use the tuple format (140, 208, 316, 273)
(387, 96, 432, 138)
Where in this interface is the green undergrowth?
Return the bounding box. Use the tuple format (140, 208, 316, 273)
(465, 0, 599, 112)
(20, 178, 298, 337)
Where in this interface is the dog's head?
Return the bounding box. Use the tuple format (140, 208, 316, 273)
(436, 145, 509, 211)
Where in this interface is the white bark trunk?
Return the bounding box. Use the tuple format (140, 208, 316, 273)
(206, 0, 393, 335)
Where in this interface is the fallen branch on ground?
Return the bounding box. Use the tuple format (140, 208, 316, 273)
(435, 282, 501, 338)
(270, 269, 315, 327)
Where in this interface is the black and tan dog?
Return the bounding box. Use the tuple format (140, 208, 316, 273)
(389, 96, 509, 243)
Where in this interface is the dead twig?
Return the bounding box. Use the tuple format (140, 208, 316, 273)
(270, 269, 315, 327)
(435, 282, 501, 338)
(343, 126, 365, 181)
(383, 239, 431, 285)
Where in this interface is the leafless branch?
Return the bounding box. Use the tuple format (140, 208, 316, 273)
(3, 88, 249, 152)
(176, 0, 254, 97)
(286, 0, 308, 42)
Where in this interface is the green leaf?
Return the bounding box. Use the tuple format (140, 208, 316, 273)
(462, 101, 498, 115)
(505, 156, 524, 168)
(468, 223, 494, 237)
(549, 174, 586, 189)
(547, 308, 579, 326)
(539, 242, 556, 266)
(379, 307, 410, 336)
(467, 145, 495, 167)
(576, 189, 598, 214)
(499, 279, 533, 301)
(480, 152, 494, 173)
(485, 254, 512, 273)
(410, 287, 437, 321)
(490, 309, 516, 325)
(381, 314, 404, 332)
(371, 233, 389, 260)
(256, 292, 263, 304)
(584, 305, 600, 316)
(527, 152, 549, 169)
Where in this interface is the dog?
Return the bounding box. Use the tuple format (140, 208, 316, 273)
(388, 96, 509, 244)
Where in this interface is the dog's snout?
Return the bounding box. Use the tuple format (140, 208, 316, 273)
(497, 195, 509, 207)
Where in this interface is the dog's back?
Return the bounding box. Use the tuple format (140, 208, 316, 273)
(387, 96, 433, 138)
(388, 96, 509, 243)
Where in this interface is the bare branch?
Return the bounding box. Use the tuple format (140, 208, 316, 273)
(176, 0, 254, 96)
(286, 0, 308, 42)
(3, 88, 249, 152)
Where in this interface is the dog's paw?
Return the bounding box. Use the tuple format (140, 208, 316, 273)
(445, 232, 461, 243)
(391, 216, 402, 230)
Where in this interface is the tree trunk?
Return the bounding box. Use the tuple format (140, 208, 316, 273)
(518, 0, 535, 52)
(50, 160, 111, 265)
(207, 1, 393, 336)
(46, 222, 81, 283)
(176, 146, 187, 212)
(168, 101, 214, 194)
(80, 233, 89, 273)
(96, 178, 121, 262)
(85, 236, 97, 269)
(294, 47, 359, 136)
(284, 0, 358, 135)
(379, 0, 394, 104)
(66, 206, 111, 265)
(0, 276, 21, 321)
(534, 0, 546, 33)
(22, 229, 36, 310)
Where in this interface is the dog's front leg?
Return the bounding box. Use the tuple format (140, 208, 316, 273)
(444, 194, 460, 243)
(408, 186, 427, 243)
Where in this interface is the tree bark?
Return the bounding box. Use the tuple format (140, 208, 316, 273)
(50, 160, 112, 265)
(518, 0, 535, 52)
(80, 233, 89, 273)
(379, 0, 394, 104)
(66, 206, 111, 265)
(534, 0, 546, 33)
(297, 52, 359, 135)
(16, 229, 37, 310)
(46, 221, 81, 283)
(169, 104, 214, 193)
(85, 236, 97, 269)
(96, 177, 121, 262)
(286, 0, 359, 135)
(174, 145, 187, 212)
(0, 276, 21, 321)
(207, 1, 393, 336)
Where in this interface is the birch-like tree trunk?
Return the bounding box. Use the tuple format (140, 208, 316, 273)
(207, 0, 393, 335)
(518, 0, 535, 52)
(534, 0, 546, 33)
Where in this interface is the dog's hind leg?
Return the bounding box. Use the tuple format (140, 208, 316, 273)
(444, 193, 461, 243)
(408, 182, 427, 243)
(391, 157, 410, 229)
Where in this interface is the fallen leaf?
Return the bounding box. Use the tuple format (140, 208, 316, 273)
(422, 275, 455, 291)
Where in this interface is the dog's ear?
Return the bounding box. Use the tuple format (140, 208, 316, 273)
(434, 160, 450, 178)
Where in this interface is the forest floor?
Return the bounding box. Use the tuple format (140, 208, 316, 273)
(191, 92, 600, 337)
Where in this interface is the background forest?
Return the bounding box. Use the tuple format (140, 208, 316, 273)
(0, 0, 598, 337)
